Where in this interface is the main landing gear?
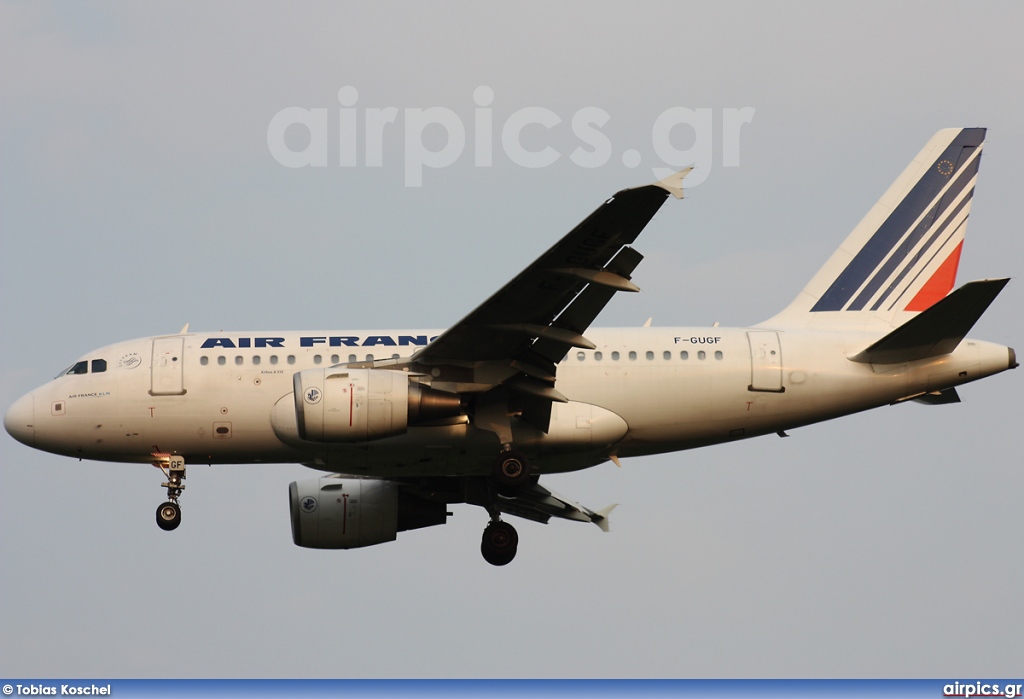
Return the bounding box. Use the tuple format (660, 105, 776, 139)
(153, 454, 185, 531)
(478, 449, 533, 565)
(492, 448, 532, 495)
(481, 515, 518, 566)
(480, 452, 527, 566)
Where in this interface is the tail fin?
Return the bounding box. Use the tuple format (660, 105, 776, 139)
(766, 128, 986, 328)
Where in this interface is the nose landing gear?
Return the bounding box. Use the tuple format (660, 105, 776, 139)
(152, 453, 185, 531)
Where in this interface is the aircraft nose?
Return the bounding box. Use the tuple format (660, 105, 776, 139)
(4, 392, 35, 448)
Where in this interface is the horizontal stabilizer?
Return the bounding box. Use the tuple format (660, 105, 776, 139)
(850, 278, 1009, 364)
(913, 387, 961, 405)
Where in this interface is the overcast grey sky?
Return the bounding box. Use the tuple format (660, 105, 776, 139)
(1, 1, 1021, 678)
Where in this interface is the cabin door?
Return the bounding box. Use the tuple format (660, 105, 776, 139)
(151, 337, 186, 396)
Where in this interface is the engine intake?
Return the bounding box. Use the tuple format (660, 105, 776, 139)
(292, 368, 461, 442)
(289, 477, 448, 549)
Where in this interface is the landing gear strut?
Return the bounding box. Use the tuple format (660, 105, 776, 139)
(153, 454, 185, 531)
(480, 518, 518, 566)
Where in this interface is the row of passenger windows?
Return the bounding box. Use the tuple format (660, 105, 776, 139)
(62, 351, 723, 374)
(193, 347, 720, 366)
(199, 354, 398, 367)
(577, 350, 723, 361)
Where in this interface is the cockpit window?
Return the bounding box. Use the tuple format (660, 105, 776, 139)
(56, 358, 108, 377)
(62, 361, 89, 376)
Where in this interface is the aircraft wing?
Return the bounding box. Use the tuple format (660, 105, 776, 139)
(407, 170, 689, 419)
(469, 479, 616, 531)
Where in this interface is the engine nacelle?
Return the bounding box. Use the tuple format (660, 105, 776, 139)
(291, 368, 460, 442)
(289, 477, 448, 549)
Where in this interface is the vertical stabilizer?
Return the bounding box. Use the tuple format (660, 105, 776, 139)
(765, 128, 985, 329)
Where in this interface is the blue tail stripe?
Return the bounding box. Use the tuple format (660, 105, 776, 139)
(872, 188, 974, 312)
(884, 215, 968, 312)
(810, 127, 985, 312)
(849, 150, 980, 311)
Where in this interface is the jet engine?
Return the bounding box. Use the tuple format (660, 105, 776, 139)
(291, 368, 461, 442)
(289, 477, 449, 549)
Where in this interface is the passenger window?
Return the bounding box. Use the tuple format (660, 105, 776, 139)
(698, 350, 706, 360)
(348, 354, 357, 363)
(715, 351, 723, 360)
(217, 356, 226, 366)
(314, 355, 322, 365)
(91, 359, 107, 373)
(331, 355, 340, 364)
(253, 355, 261, 365)
(681, 351, 689, 360)
(287, 355, 296, 365)
(270, 355, 279, 365)
(365, 354, 374, 362)
(577, 351, 586, 361)
(663, 351, 671, 360)
(594, 351, 603, 361)
(235, 356, 243, 366)
(645, 351, 654, 360)
(628, 351, 637, 361)
(200, 356, 209, 366)
(611, 351, 620, 361)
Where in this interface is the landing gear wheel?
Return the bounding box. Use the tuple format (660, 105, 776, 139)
(492, 450, 531, 495)
(156, 501, 181, 531)
(480, 520, 518, 566)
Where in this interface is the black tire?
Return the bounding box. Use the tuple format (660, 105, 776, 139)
(156, 501, 181, 531)
(492, 450, 531, 494)
(480, 521, 518, 566)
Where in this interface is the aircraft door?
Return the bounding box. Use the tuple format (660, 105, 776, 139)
(151, 337, 186, 396)
(747, 331, 785, 393)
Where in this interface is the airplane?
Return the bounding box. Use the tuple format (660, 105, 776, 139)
(3, 127, 1016, 566)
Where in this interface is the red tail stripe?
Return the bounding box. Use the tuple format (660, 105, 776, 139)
(905, 241, 964, 312)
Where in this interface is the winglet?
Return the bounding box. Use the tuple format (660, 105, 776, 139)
(594, 504, 618, 532)
(652, 167, 693, 199)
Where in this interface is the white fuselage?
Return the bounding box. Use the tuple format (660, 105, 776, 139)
(6, 326, 1013, 477)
